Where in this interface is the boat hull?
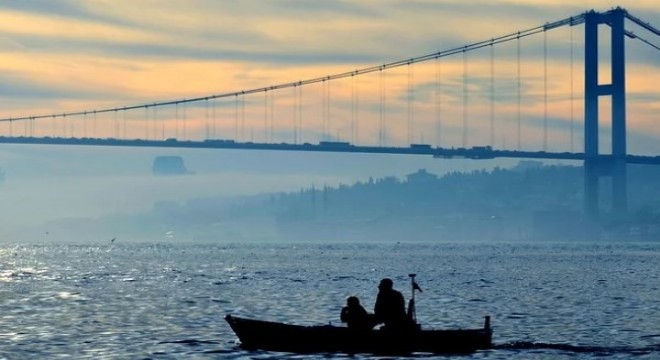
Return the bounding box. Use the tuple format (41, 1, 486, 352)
(225, 314, 492, 355)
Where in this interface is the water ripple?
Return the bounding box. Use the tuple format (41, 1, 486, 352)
(1, 241, 659, 359)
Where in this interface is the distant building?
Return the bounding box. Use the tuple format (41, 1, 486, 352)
(406, 169, 438, 183)
(152, 156, 189, 176)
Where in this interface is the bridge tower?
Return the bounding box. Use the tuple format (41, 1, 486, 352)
(583, 7, 627, 234)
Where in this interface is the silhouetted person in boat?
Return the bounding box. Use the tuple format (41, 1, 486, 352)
(374, 278, 412, 330)
(340, 296, 377, 331)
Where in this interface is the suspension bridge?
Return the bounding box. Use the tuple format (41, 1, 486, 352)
(0, 7, 659, 230)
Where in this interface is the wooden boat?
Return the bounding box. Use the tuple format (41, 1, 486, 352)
(225, 314, 492, 355)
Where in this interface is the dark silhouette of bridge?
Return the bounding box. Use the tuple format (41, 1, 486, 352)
(0, 7, 658, 238)
(2, 136, 660, 165)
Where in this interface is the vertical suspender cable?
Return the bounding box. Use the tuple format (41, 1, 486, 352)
(205, 98, 210, 140)
(83, 112, 88, 138)
(270, 89, 275, 143)
(490, 40, 495, 148)
(175, 103, 179, 139)
(237, 95, 241, 140)
(351, 74, 355, 144)
(264, 90, 268, 142)
(411, 61, 415, 143)
(462, 47, 468, 148)
(407, 62, 413, 144)
(234, 95, 239, 141)
(298, 83, 302, 144)
(151, 106, 156, 140)
(543, 29, 548, 151)
(517, 32, 522, 151)
(570, 22, 575, 153)
(326, 78, 331, 140)
(241, 93, 245, 141)
(435, 56, 442, 147)
(322, 80, 327, 141)
(379, 67, 386, 146)
(159, 106, 164, 140)
(407, 63, 411, 144)
(323, 78, 331, 141)
(144, 107, 149, 140)
(267, 90, 272, 142)
(113, 110, 118, 139)
(351, 73, 357, 144)
(297, 83, 303, 144)
(212, 98, 216, 139)
(293, 84, 297, 144)
(182, 102, 187, 140)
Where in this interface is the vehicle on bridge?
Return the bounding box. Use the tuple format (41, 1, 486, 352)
(410, 144, 432, 149)
(319, 141, 352, 147)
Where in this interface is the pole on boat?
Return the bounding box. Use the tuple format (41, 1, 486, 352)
(408, 273, 418, 323)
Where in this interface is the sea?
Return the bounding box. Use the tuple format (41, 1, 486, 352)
(1, 240, 659, 359)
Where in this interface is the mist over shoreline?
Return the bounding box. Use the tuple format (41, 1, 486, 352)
(2, 146, 658, 244)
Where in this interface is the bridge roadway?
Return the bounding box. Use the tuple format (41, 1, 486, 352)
(1, 136, 660, 165)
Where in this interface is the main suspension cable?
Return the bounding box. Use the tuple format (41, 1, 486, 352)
(0, 16, 578, 123)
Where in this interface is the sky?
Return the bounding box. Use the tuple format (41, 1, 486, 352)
(0, 1, 658, 239)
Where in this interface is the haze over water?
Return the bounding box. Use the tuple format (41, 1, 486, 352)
(2, 240, 659, 359)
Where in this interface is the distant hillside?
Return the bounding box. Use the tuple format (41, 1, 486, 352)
(271, 162, 660, 241)
(22, 162, 660, 243)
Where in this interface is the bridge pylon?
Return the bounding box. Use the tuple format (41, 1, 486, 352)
(583, 7, 627, 237)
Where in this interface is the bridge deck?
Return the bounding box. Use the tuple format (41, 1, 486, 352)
(1, 136, 659, 165)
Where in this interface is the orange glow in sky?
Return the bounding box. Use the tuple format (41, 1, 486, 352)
(0, 1, 658, 153)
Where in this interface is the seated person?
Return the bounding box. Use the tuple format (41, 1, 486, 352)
(340, 296, 377, 331)
(374, 278, 414, 330)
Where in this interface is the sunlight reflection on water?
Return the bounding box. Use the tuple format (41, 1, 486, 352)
(0, 241, 659, 359)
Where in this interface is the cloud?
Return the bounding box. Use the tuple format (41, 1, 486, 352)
(0, 1, 657, 149)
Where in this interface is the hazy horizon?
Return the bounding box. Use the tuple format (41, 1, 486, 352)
(1, 143, 549, 239)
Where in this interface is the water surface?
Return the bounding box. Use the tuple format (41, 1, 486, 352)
(1, 241, 659, 359)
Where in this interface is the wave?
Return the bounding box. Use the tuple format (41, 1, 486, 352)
(493, 341, 660, 355)
(157, 339, 220, 346)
